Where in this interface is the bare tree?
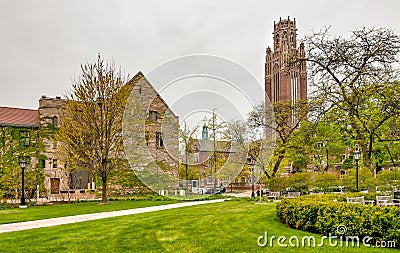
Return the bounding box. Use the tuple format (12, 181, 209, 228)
(179, 122, 198, 189)
(299, 27, 400, 171)
(248, 100, 310, 178)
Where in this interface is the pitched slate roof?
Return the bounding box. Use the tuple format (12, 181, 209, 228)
(0, 106, 39, 127)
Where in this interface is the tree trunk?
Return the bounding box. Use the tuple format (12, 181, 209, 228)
(102, 180, 107, 203)
(368, 132, 375, 176)
(101, 161, 107, 203)
(271, 152, 285, 177)
(185, 151, 188, 190)
(325, 147, 329, 172)
(350, 115, 372, 170)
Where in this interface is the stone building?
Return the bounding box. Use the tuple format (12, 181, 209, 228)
(0, 97, 89, 198)
(0, 71, 179, 199)
(38, 96, 91, 194)
(123, 72, 180, 182)
(265, 17, 307, 104)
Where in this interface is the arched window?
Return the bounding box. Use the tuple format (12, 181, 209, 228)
(290, 33, 294, 46)
(273, 64, 280, 101)
(276, 36, 279, 49)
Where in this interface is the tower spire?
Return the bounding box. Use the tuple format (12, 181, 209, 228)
(265, 17, 307, 103)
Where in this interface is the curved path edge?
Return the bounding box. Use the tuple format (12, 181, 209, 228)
(0, 199, 226, 233)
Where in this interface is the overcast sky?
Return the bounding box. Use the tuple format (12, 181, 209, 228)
(1, 0, 400, 128)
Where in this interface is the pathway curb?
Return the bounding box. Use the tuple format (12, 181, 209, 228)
(0, 199, 225, 233)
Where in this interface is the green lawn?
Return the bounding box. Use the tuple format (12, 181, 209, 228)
(0, 200, 176, 225)
(0, 200, 395, 252)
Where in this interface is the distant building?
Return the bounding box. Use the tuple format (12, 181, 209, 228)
(265, 17, 307, 104)
(187, 124, 233, 189)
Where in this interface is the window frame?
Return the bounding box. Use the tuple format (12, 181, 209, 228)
(156, 132, 163, 147)
(149, 111, 157, 121)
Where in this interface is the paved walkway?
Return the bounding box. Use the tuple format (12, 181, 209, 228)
(0, 199, 225, 233)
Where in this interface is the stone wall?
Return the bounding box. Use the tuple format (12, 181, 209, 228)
(38, 96, 70, 192)
(125, 72, 179, 178)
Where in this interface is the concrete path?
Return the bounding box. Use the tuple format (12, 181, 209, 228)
(0, 199, 225, 233)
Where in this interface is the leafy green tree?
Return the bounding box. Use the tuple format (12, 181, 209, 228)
(341, 167, 376, 192)
(312, 172, 339, 192)
(286, 172, 312, 193)
(266, 176, 287, 192)
(288, 119, 346, 172)
(377, 168, 400, 191)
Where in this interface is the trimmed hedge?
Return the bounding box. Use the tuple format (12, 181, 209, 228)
(276, 194, 400, 247)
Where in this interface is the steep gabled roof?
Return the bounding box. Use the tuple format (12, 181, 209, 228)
(125, 71, 179, 119)
(0, 106, 39, 127)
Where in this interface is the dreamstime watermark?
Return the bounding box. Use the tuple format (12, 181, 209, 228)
(257, 225, 396, 248)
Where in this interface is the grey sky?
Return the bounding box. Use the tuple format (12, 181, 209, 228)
(1, 0, 400, 120)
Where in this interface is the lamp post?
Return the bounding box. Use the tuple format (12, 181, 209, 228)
(212, 108, 217, 194)
(19, 158, 27, 208)
(353, 148, 361, 192)
(247, 157, 255, 198)
(251, 164, 255, 198)
(259, 167, 263, 204)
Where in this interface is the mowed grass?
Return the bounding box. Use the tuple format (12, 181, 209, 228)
(0, 200, 176, 224)
(0, 201, 395, 253)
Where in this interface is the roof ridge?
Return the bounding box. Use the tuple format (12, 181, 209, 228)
(0, 106, 38, 112)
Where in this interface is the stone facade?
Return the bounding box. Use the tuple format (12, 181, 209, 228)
(124, 72, 179, 176)
(265, 17, 307, 103)
(38, 96, 71, 193)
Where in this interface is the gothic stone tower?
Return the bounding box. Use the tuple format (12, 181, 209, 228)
(265, 17, 307, 103)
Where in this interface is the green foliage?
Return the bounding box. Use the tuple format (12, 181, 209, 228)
(0, 126, 48, 198)
(342, 158, 353, 169)
(288, 120, 347, 172)
(313, 173, 339, 192)
(266, 176, 288, 192)
(108, 164, 147, 196)
(341, 167, 376, 191)
(286, 171, 312, 193)
(377, 168, 400, 191)
(178, 164, 199, 181)
(277, 194, 399, 247)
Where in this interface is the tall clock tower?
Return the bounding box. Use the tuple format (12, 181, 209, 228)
(265, 17, 307, 103)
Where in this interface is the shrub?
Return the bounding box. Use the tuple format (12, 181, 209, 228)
(276, 194, 400, 247)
